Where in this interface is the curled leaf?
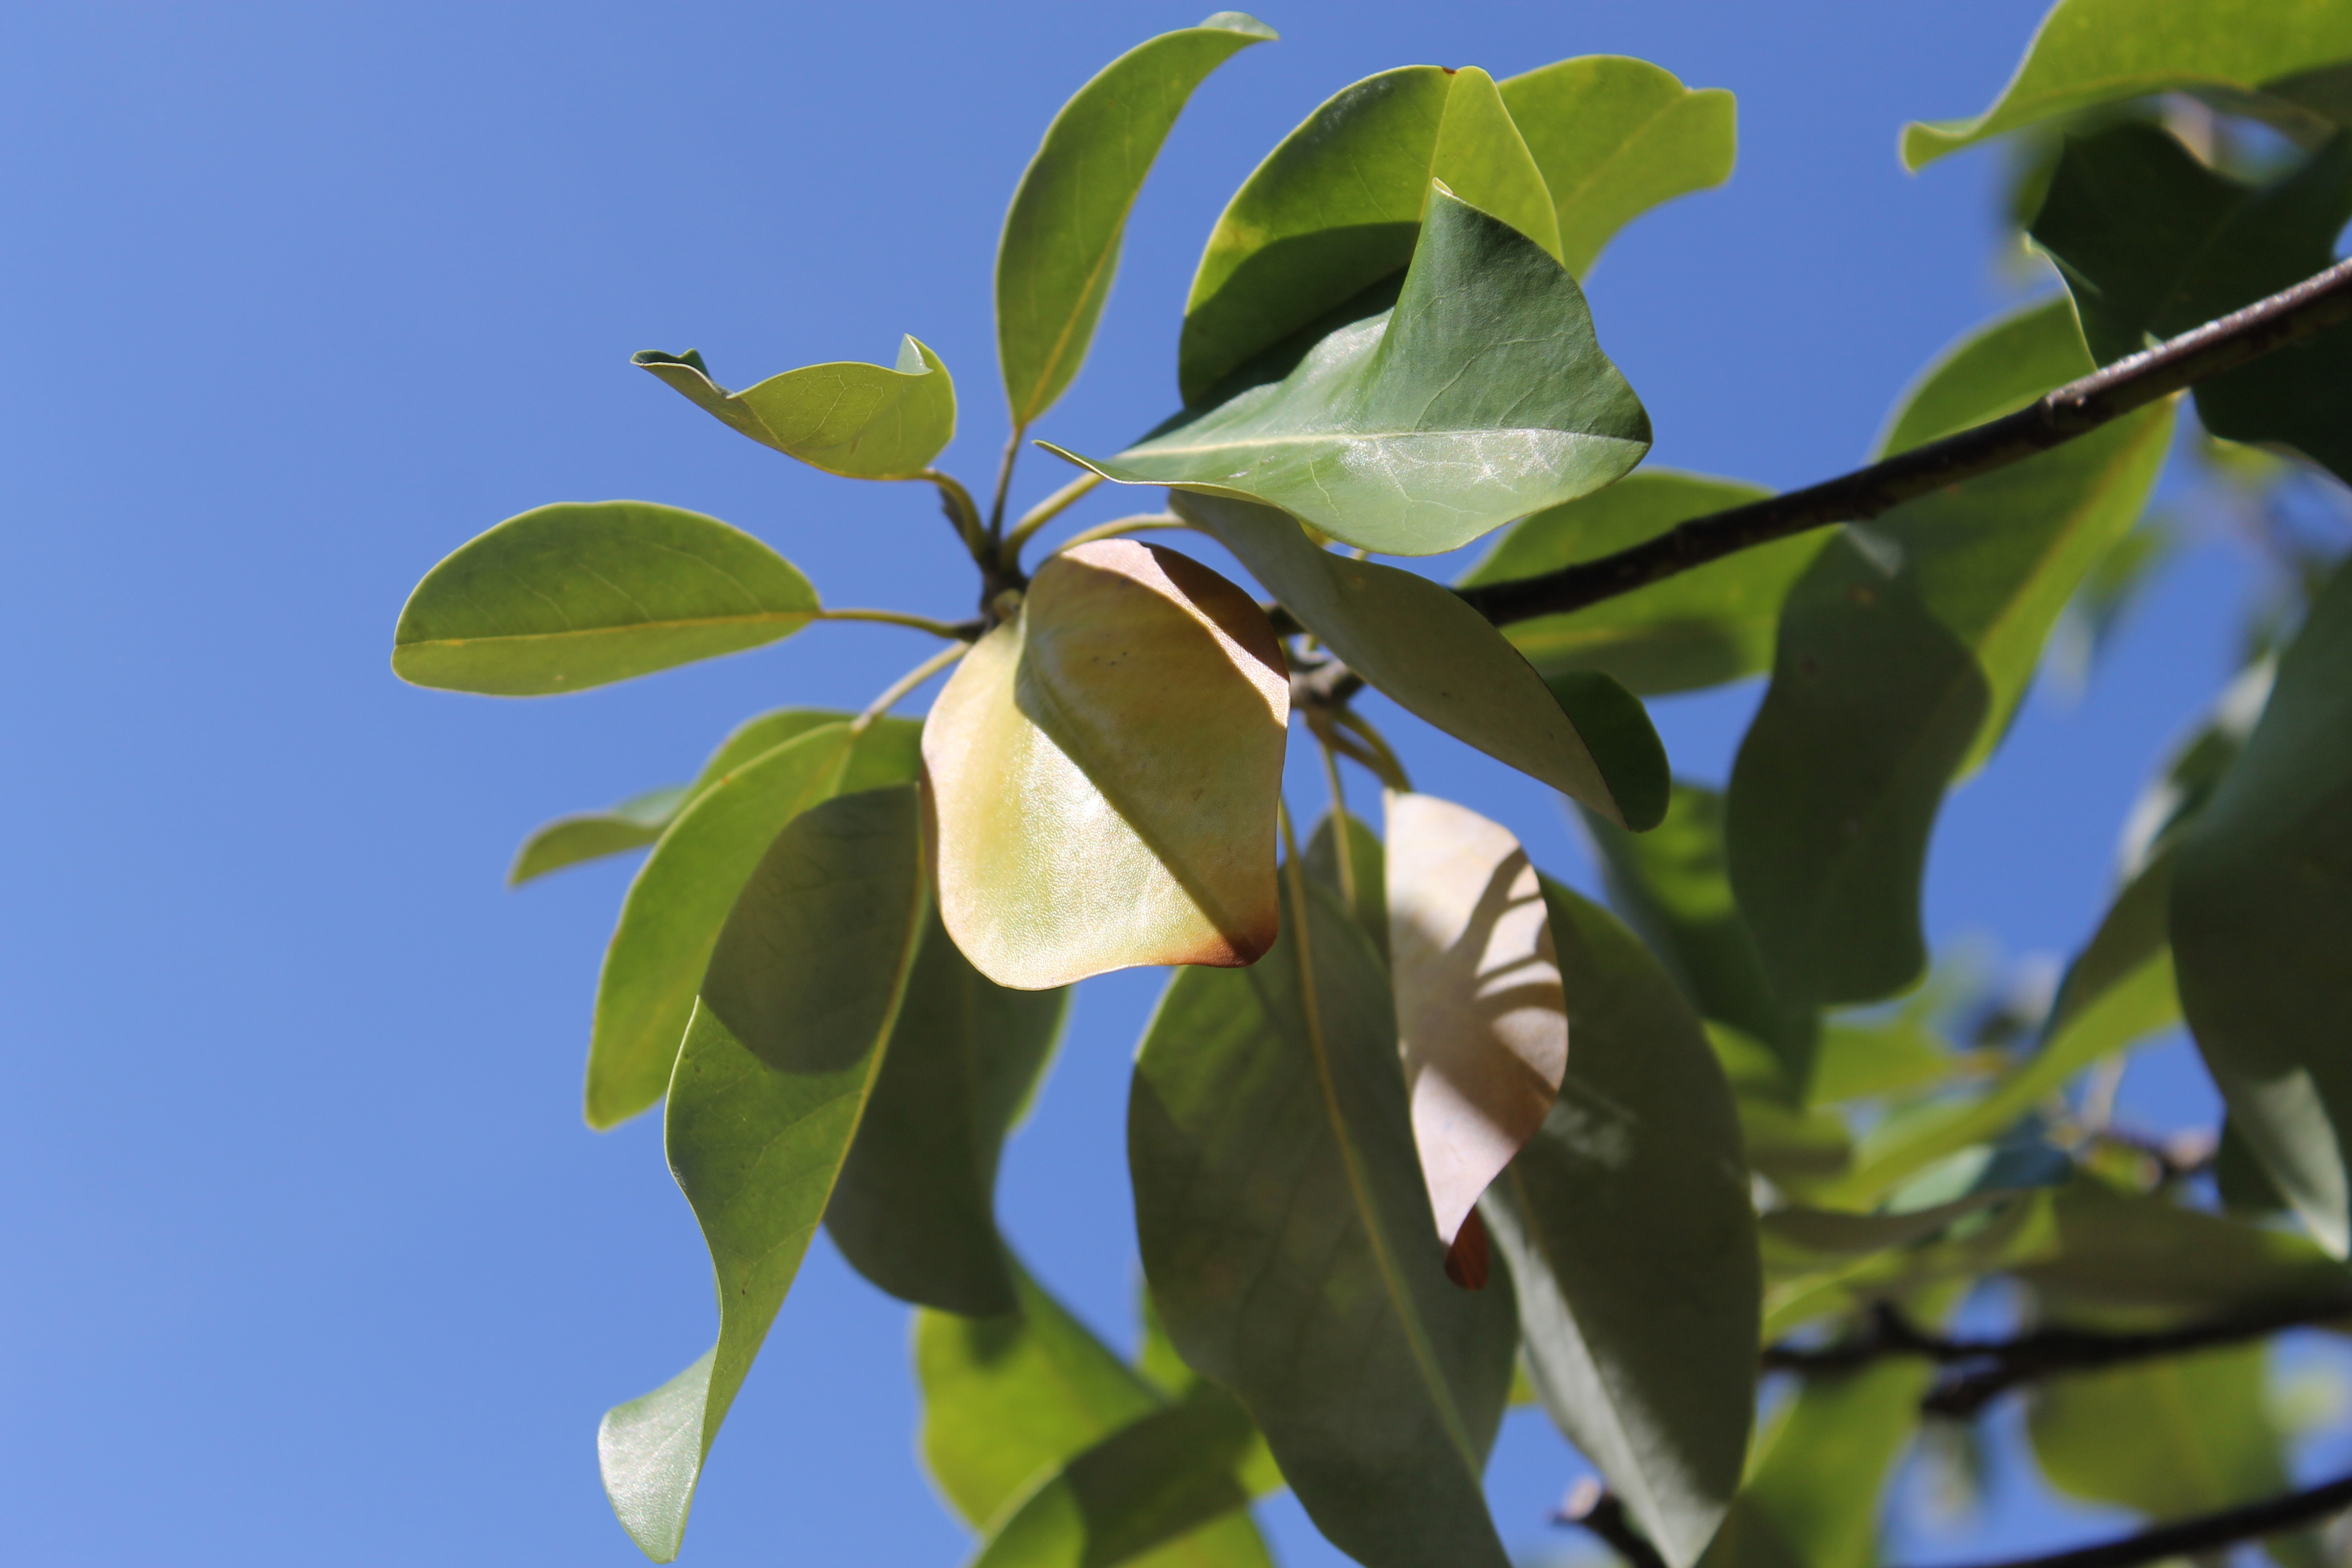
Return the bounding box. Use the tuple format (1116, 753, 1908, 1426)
(634, 336, 955, 478)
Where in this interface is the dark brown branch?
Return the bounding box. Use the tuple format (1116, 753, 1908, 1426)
(1763, 1298, 2352, 1420)
(1555, 1483, 1669, 1568)
(1924, 1469, 2352, 1568)
(1456, 256, 2352, 628)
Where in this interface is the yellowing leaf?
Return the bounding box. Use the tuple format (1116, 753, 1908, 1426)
(632, 337, 955, 479)
(1384, 791, 1567, 1246)
(925, 540, 1288, 989)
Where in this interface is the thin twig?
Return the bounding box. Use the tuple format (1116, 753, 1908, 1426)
(1329, 707, 1409, 793)
(852, 641, 967, 733)
(1049, 514, 1186, 556)
(1455, 256, 2352, 627)
(1310, 729, 1358, 911)
(1555, 1483, 1669, 1568)
(1003, 471, 1106, 556)
(1920, 1469, 2352, 1568)
(816, 607, 981, 640)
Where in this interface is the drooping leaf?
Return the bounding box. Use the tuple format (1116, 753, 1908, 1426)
(510, 785, 688, 886)
(2013, 1177, 2352, 1320)
(1130, 872, 1520, 1568)
(924, 539, 1288, 990)
(1305, 809, 1386, 961)
(1384, 792, 1568, 1248)
(392, 501, 820, 695)
(1176, 64, 1561, 406)
(1054, 184, 1649, 557)
(1175, 491, 1663, 827)
(1499, 57, 1736, 278)
(1902, 0, 2352, 168)
(823, 905, 1068, 1315)
(597, 785, 927, 1561)
(2176, 557, 2352, 1256)
(586, 720, 921, 1129)
(632, 337, 955, 478)
(997, 12, 1276, 427)
(1483, 876, 1757, 1568)
(2030, 122, 2352, 486)
(1461, 471, 1824, 698)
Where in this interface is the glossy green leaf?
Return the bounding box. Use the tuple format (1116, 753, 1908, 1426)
(1176, 492, 1660, 827)
(925, 540, 1288, 990)
(1483, 876, 1757, 1568)
(1177, 63, 1561, 406)
(1461, 471, 1824, 698)
(392, 501, 820, 695)
(1130, 872, 1520, 1568)
(1055, 185, 1649, 557)
(586, 720, 922, 1129)
(1499, 56, 1736, 277)
(509, 785, 687, 886)
(2176, 557, 2352, 1256)
(1304, 810, 1386, 961)
(1903, 0, 2352, 168)
(632, 337, 955, 478)
(997, 12, 1275, 426)
(1583, 782, 1816, 1088)
(2030, 1343, 2293, 1528)
(823, 906, 1068, 1315)
(2031, 123, 2352, 486)
(2014, 1177, 2352, 1320)
(597, 785, 927, 1561)
(1385, 792, 1568, 1248)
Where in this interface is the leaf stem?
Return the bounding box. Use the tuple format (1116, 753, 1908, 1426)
(1003, 471, 1105, 557)
(985, 427, 1023, 549)
(853, 641, 968, 734)
(1048, 513, 1185, 556)
(1330, 707, 1411, 793)
(1312, 733, 1359, 912)
(923, 470, 990, 560)
(816, 607, 980, 640)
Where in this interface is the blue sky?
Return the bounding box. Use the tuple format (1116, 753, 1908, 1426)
(0, 2, 2295, 1564)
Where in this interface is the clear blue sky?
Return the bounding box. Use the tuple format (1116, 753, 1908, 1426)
(0, 2, 2295, 1564)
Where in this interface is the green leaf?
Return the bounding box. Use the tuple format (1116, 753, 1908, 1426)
(823, 905, 1068, 1315)
(597, 785, 927, 1562)
(632, 336, 955, 479)
(1582, 782, 1816, 1088)
(924, 540, 1288, 989)
(509, 785, 687, 886)
(1483, 876, 1758, 1568)
(2013, 1177, 2352, 1320)
(586, 720, 922, 1129)
(1872, 297, 2096, 458)
(1709, 1024, 1854, 1198)
(1461, 471, 1824, 698)
(1901, 0, 2352, 168)
(1130, 872, 1520, 1568)
(2030, 1343, 2294, 1528)
(1385, 793, 1569, 1248)
(2176, 557, 2352, 1256)
(996, 12, 1276, 427)
(2031, 123, 2352, 486)
(392, 502, 821, 695)
(1809, 1015, 1953, 1107)
(1054, 184, 1649, 557)
(1175, 492, 1661, 827)
(1498, 56, 1736, 277)
(1177, 63, 1561, 406)
(1304, 810, 1386, 961)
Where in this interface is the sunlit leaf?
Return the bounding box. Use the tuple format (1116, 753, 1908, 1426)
(597, 785, 927, 1562)
(391, 501, 820, 695)
(1177, 64, 1560, 406)
(586, 719, 921, 1129)
(925, 539, 1287, 989)
(2176, 557, 2352, 1256)
(510, 785, 687, 886)
(2014, 1177, 2352, 1320)
(2030, 1343, 2296, 1533)
(1902, 0, 2352, 168)
(1809, 1015, 1952, 1107)
(823, 906, 1067, 1315)
(1462, 471, 1823, 698)
(1872, 297, 2093, 458)
(2031, 123, 2352, 486)
(1130, 872, 1519, 1568)
(1176, 492, 1662, 827)
(1384, 792, 1567, 1248)
(1500, 56, 1735, 277)
(997, 12, 1276, 426)
(1483, 876, 1756, 1568)
(633, 337, 955, 478)
(1054, 185, 1648, 557)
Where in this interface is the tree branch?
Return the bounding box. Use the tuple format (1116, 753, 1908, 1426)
(1456, 256, 2352, 628)
(1554, 1482, 1668, 1568)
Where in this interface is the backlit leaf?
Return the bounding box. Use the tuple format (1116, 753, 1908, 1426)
(1484, 876, 1757, 1568)
(1384, 792, 1567, 1248)
(597, 785, 927, 1561)
(1462, 471, 1823, 698)
(1054, 184, 1649, 557)
(2030, 1343, 2295, 1532)
(586, 719, 921, 1128)
(1176, 492, 1661, 827)
(924, 540, 1287, 989)
(2014, 1177, 2352, 1320)
(509, 785, 687, 886)
(1499, 56, 1736, 277)
(1130, 872, 1519, 1568)
(1177, 64, 1560, 405)
(1872, 297, 2095, 458)
(997, 13, 1276, 426)
(392, 501, 819, 695)
(2176, 557, 2352, 1256)
(633, 337, 955, 478)
(1902, 0, 2352, 168)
